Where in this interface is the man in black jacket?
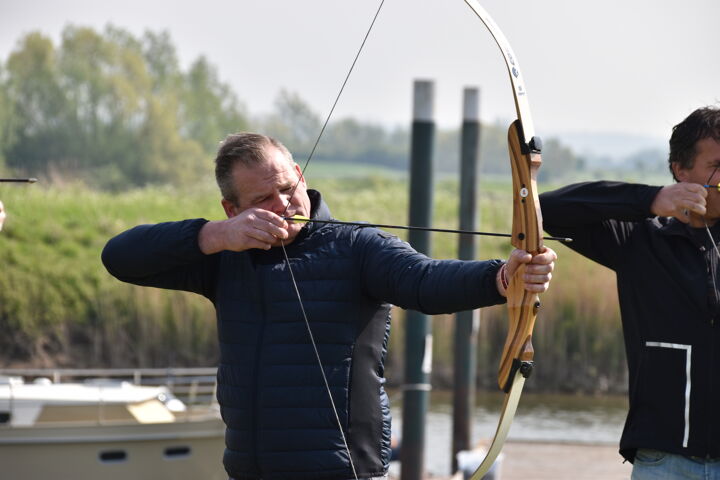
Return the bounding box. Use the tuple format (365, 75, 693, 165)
(103, 132, 556, 480)
(540, 106, 720, 479)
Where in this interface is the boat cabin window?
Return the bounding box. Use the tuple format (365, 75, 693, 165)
(164, 446, 192, 459)
(99, 450, 127, 463)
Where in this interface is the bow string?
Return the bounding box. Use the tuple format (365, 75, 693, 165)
(278, 2, 386, 479)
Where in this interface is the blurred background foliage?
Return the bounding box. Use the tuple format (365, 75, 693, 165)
(0, 25, 603, 190)
(0, 26, 639, 393)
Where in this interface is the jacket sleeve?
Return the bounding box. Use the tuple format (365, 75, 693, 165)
(539, 181, 662, 270)
(101, 218, 219, 301)
(354, 228, 506, 314)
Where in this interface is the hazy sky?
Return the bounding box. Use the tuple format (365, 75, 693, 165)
(1, 0, 718, 143)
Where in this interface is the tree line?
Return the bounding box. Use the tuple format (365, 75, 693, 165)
(0, 25, 589, 189)
(0, 26, 246, 189)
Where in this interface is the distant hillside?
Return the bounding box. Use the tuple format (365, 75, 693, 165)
(555, 131, 667, 169)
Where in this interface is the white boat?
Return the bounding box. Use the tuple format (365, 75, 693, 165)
(0, 368, 227, 480)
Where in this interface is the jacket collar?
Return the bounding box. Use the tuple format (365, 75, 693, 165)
(309, 189, 331, 222)
(658, 216, 720, 248)
(293, 189, 330, 242)
(657, 217, 692, 238)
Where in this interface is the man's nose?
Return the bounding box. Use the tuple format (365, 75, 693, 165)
(270, 192, 292, 214)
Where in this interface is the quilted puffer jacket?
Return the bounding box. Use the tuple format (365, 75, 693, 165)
(102, 190, 505, 479)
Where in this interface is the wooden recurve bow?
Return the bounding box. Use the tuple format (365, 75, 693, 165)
(462, 1, 545, 478)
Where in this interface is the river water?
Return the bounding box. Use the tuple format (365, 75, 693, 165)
(388, 391, 628, 476)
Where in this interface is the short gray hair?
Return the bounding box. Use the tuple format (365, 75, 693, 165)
(214, 133, 294, 204)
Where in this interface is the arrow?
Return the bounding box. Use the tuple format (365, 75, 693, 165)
(0, 178, 38, 183)
(284, 215, 572, 243)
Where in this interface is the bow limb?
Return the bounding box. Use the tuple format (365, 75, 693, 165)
(463, 1, 544, 478)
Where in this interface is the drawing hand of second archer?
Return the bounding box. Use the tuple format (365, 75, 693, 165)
(651, 183, 707, 223)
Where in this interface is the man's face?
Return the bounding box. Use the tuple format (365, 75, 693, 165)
(222, 146, 311, 246)
(674, 137, 720, 218)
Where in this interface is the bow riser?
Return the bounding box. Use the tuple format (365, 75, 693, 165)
(509, 121, 543, 253)
(500, 278, 538, 391)
(498, 120, 544, 391)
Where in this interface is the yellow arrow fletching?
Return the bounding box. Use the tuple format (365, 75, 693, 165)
(288, 215, 311, 222)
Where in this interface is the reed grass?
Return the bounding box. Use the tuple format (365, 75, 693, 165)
(0, 177, 625, 393)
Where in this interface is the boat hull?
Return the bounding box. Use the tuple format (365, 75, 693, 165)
(0, 417, 227, 479)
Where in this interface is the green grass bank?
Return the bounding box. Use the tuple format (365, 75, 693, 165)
(0, 177, 626, 393)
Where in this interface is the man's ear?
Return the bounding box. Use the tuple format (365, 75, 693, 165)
(221, 198, 237, 218)
(671, 162, 687, 182)
(294, 163, 306, 186)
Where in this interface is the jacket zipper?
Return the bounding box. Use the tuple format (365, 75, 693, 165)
(708, 325, 716, 456)
(252, 265, 268, 473)
(704, 242, 717, 454)
(712, 245, 717, 327)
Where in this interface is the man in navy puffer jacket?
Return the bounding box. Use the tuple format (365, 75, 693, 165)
(102, 133, 556, 480)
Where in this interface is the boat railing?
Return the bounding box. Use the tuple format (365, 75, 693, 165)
(0, 367, 219, 426)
